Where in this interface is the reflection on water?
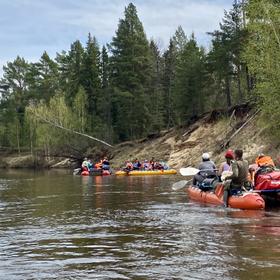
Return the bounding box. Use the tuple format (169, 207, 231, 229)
(0, 170, 279, 279)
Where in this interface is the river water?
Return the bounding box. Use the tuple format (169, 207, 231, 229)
(0, 169, 279, 280)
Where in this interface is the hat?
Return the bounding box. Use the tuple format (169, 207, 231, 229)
(202, 153, 210, 160)
(225, 150, 234, 159)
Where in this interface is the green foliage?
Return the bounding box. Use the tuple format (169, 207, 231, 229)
(1, 0, 276, 153)
(207, 1, 248, 108)
(243, 0, 280, 138)
(148, 40, 164, 132)
(174, 35, 206, 124)
(172, 25, 188, 54)
(82, 34, 101, 121)
(162, 40, 176, 128)
(31, 51, 59, 101)
(26, 92, 90, 151)
(109, 3, 152, 140)
(59, 40, 84, 106)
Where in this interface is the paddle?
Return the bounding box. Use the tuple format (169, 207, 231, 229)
(180, 167, 219, 176)
(172, 179, 193, 190)
(73, 168, 81, 175)
(179, 167, 199, 176)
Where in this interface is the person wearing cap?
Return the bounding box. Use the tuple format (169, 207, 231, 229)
(193, 153, 216, 186)
(198, 153, 216, 171)
(218, 149, 234, 176)
(223, 149, 249, 207)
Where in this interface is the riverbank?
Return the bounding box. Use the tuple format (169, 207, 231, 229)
(110, 107, 280, 168)
(1, 106, 279, 169)
(0, 153, 72, 169)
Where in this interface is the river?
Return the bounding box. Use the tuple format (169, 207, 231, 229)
(0, 169, 279, 280)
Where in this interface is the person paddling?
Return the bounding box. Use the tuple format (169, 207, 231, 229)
(82, 158, 89, 171)
(123, 160, 133, 173)
(133, 158, 141, 170)
(193, 153, 216, 186)
(102, 157, 110, 170)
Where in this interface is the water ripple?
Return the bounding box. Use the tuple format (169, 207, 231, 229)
(0, 171, 279, 279)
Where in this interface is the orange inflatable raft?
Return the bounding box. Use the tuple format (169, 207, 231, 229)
(187, 184, 265, 210)
(81, 170, 111, 176)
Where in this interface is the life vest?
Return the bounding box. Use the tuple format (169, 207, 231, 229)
(95, 162, 102, 169)
(255, 156, 275, 167)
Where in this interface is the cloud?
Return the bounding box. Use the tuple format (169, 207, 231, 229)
(0, 0, 233, 77)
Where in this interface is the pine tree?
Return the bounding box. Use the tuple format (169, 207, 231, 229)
(110, 3, 152, 140)
(172, 25, 188, 54)
(82, 34, 101, 128)
(98, 45, 113, 140)
(56, 40, 84, 105)
(32, 51, 59, 101)
(244, 0, 280, 138)
(162, 40, 176, 129)
(174, 34, 206, 124)
(0, 57, 30, 152)
(149, 40, 164, 132)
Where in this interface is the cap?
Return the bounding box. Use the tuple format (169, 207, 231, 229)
(202, 153, 210, 160)
(225, 150, 234, 159)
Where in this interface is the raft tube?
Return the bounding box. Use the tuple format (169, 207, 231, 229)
(115, 169, 177, 176)
(81, 170, 111, 176)
(187, 184, 265, 210)
(102, 170, 111, 176)
(81, 170, 89, 176)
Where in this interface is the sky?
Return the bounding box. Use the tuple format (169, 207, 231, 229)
(0, 0, 233, 77)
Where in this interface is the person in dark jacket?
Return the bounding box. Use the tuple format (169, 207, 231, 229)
(193, 153, 216, 186)
(133, 159, 141, 170)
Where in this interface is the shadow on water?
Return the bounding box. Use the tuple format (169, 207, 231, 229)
(0, 169, 279, 279)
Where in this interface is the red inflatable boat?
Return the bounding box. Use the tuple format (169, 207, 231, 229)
(187, 184, 265, 210)
(81, 170, 111, 176)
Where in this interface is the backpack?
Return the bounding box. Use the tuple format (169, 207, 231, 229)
(197, 171, 219, 191)
(254, 170, 280, 191)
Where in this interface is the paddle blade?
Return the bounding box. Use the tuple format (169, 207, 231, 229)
(172, 180, 190, 190)
(180, 167, 199, 176)
(73, 168, 81, 175)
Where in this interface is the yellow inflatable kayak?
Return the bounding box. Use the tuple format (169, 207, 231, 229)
(115, 169, 177, 176)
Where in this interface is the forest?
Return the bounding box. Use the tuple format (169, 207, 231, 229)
(0, 0, 279, 159)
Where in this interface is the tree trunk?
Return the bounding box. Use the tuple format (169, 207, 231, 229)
(245, 66, 251, 95)
(33, 113, 113, 147)
(225, 76, 232, 110)
(237, 65, 243, 103)
(16, 120, 21, 155)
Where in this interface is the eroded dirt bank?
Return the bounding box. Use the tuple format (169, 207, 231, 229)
(110, 107, 280, 169)
(1, 106, 280, 169)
